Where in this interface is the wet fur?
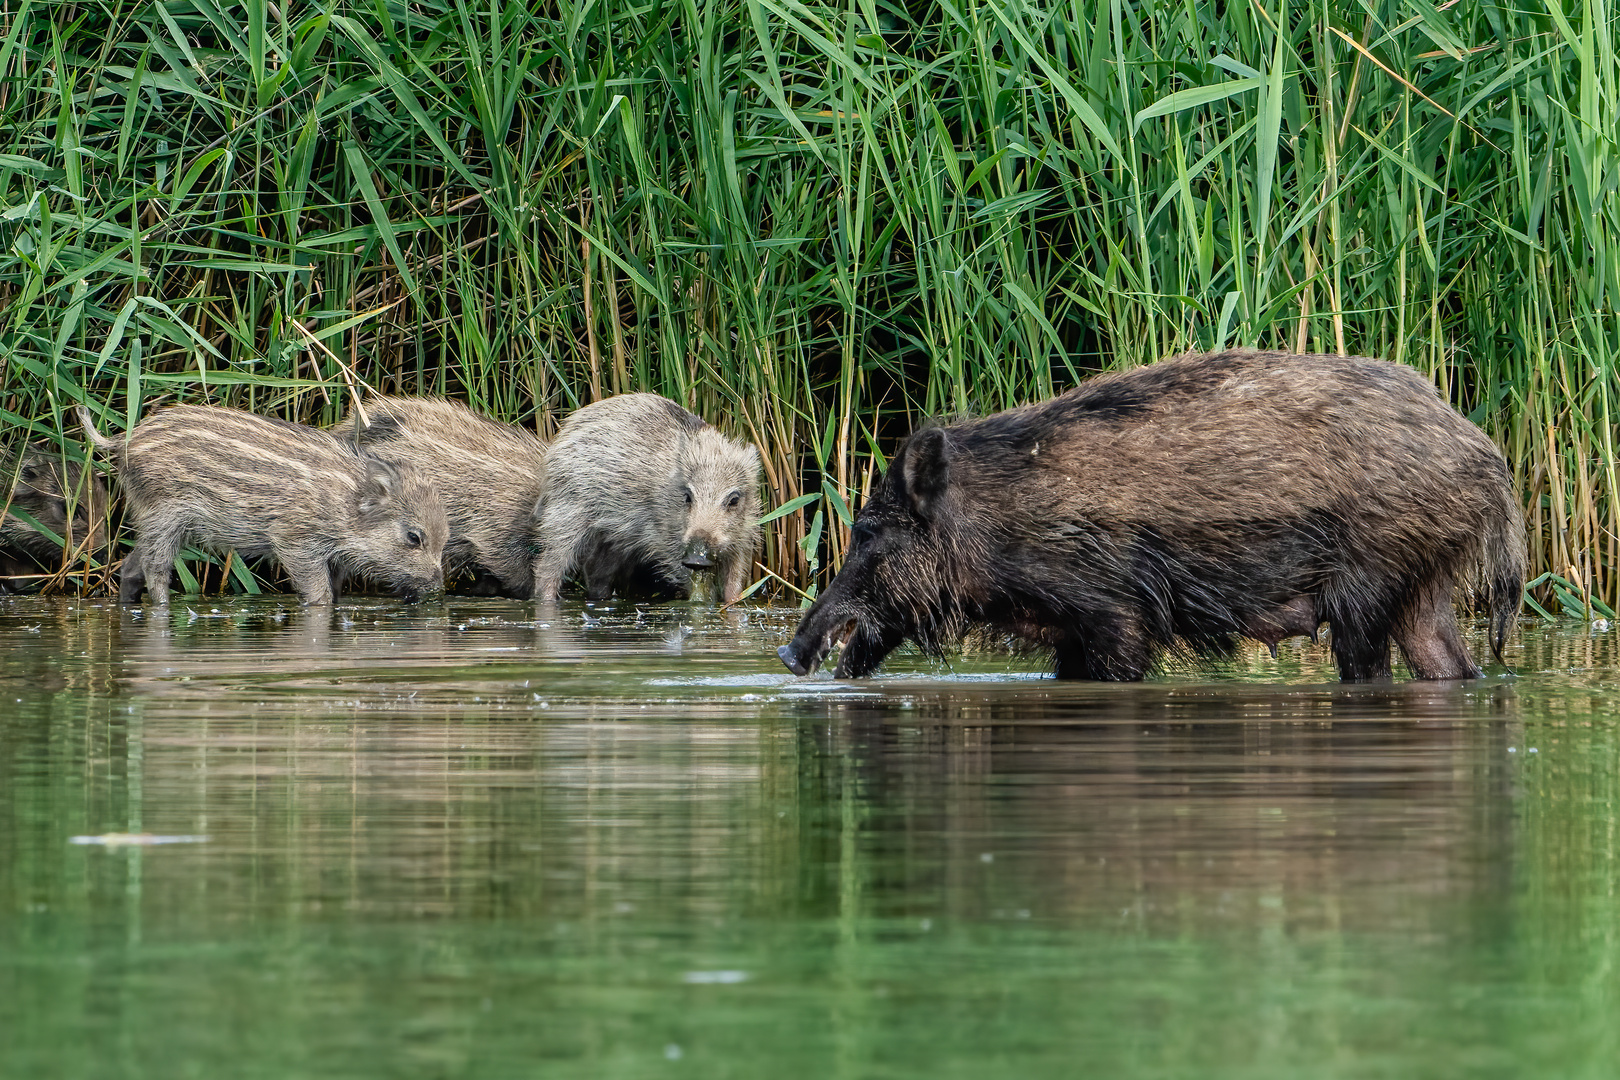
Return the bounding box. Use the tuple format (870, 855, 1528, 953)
(533, 393, 762, 602)
(782, 350, 1527, 682)
(332, 395, 546, 598)
(80, 405, 449, 606)
(0, 443, 110, 591)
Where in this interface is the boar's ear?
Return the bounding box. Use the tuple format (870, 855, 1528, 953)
(900, 427, 951, 520)
(358, 457, 401, 514)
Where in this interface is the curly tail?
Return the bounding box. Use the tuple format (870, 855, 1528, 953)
(76, 405, 120, 456)
(1482, 478, 1527, 663)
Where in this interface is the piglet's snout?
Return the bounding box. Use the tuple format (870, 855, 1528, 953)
(682, 539, 716, 571)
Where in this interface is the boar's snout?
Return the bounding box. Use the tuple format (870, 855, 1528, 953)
(778, 640, 815, 677)
(779, 616, 860, 678)
(682, 540, 716, 572)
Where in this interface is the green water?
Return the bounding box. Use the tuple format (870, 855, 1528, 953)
(2, 595, 1617, 1079)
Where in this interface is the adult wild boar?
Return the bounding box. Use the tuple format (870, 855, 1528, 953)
(1, 442, 109, 590)
(332, 395, 546, 598)
(79, 405, 448, 606)
(778, 350, 1526, 682)
(533, 393, 761, 603)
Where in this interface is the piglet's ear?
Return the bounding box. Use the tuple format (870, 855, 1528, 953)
(359, 457, 400, 514)
(16, 456, 45, 488)
(357, 412, 400, 441)
(900, 427, 951, 520)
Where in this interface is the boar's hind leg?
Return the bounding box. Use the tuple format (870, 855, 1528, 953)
(1393, 571, 1480, 680)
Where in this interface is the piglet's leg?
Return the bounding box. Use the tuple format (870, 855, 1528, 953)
(584, 567, 615, 602)
(281, 551, 334, 606)
(136, 525, 187, 607)
(118, 541, 149, 604)
(1393, 571, 1481, 679)
(532, 505, 590, 602)
(718, 552, 751, 605)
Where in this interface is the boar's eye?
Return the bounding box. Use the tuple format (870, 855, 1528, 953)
(726, 491, 742, 509)
(683, 489, 694, 506)
(405, 528, 425, 549)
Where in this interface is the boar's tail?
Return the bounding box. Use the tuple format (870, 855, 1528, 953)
(76, 406, 120, 456)
(1482, 484, 1527, 664)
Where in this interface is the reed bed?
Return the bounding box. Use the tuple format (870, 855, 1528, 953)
(2, 0, 1617, 609)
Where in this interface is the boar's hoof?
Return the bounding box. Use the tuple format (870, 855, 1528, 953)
(778, 642, 812, 677)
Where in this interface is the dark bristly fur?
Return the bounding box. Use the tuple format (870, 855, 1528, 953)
(533, 393, 762, 603)
(779, 350, 1528, 682)
(331, 395, 546, 598)
(79, 405, 449, 606)
(0, 443, 110, 591)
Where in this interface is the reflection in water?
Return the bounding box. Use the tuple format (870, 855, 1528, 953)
(1, 596, 1618, 1077)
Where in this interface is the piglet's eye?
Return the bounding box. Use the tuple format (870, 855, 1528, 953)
(405, 528, 425, 549)
(726, 492, 742, 508)
(683, 490, 693, 506)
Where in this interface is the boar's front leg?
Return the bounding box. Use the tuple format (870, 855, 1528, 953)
(280, 550, 335, 606)
(1393, 571, 1481, 679)
(1328, 620, 1393, 681)
(1051, 615, 1152, 681)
